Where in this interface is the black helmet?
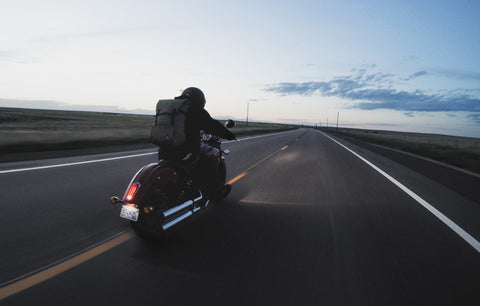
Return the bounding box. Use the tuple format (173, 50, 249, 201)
(181, 87, 206, 108)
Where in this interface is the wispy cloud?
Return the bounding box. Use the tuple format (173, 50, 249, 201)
(27, 25, 158, 45)
(265, 69, 480, 113)
(0, 50, 13, 59)
(405, 70, 427, 81)
(404, 69, 480, 82)
(0, 98, 153, 115)
(467, 113, 480, 124)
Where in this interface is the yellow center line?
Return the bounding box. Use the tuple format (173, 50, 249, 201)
(1, 145, 288, 299)
(226, 172, 248, 185)
(0, 232, 133, 300)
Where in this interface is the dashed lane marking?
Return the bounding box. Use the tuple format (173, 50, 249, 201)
(0, 142, 291, 299)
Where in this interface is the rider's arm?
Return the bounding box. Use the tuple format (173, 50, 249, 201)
(200, 110, 236, 140)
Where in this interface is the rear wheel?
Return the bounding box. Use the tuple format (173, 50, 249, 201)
(130, 215, 165, 239)
(130, 220, 151, 239)
(218, 161, 227, 186)
(130, 190, 170, 239)
(213, 161, 229, 204)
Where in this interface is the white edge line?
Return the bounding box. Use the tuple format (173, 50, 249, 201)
(0, 152, 157, 174)
(0, 129, 298, 174)
(370, 142, 480, 179)
(316, 130, 480, 254)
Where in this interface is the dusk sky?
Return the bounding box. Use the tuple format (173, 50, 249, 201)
(1, 0, 479, 137)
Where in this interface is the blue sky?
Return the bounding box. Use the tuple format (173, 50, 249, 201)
(1, 0, 479, 137)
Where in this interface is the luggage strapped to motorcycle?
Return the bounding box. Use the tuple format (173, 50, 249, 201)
(150, 99, 191, 147)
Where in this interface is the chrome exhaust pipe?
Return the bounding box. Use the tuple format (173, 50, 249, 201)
(163, 200, 194, 218)
(162, 211, 192, 230)
(162, 191, 204, 218)
(194, 192, 202, 202)
(161, 191, 205, 230)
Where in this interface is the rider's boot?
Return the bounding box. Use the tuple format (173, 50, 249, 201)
(214, 184, 231, 202)
(221, 184, 232, 197)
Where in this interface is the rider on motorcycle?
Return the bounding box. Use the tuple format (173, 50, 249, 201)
(157, 87, 236, 200)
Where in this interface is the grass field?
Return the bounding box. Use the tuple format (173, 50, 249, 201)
(2, 107, 478, 173)
(0, 107, 297, 153)
(326, 127, 480, 174)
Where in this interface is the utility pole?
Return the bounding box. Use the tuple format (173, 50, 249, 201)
(246, 101, 249, 126)
(336, 112, 339, 129)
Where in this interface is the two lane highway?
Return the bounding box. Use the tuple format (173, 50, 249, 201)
(1, 129, 479, 305)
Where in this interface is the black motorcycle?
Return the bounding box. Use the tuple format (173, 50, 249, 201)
(111, 120, 234, 238)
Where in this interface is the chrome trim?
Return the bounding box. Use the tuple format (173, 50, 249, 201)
(194, 191, 203, 202)
(163, 200, 193, 218)
(122, 164, 153, 200)
(162, 211, 192, 230)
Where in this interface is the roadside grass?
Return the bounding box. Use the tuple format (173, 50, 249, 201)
(4, 108, 477, 173)
(228, 120, 299, 135)
(0, 107, 297, 154)
(326, 127, 480, 174)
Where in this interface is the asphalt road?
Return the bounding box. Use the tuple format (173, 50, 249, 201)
(1, 129, 479, 305)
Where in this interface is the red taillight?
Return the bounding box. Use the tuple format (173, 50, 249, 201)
(126, 183, 139, 201)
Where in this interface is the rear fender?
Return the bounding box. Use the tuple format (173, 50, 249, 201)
(123, 162, 182, 203)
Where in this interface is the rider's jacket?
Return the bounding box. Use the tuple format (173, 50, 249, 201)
(158, 103, 235, 162)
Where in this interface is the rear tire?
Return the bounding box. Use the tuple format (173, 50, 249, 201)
(213, 161, 229, 205)
(218, 161, 227, 186)
(130, 213, 166, 240)
(130, 221, 150, 239)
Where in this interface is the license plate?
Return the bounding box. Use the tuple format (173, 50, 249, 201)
(120, 205, 139, 222)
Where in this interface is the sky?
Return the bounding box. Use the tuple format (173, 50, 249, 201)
(1, 0, 479, 138)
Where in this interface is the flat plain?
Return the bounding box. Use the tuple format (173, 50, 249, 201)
(0, 107, 297, 153)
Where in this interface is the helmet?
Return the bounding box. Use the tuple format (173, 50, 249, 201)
(181, 87, 206, 108)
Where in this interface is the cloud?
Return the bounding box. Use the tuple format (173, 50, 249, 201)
(403, 55, 421, 62)
(0, 50, 13, 59)
(467, 113, 480, 124)
(354, 91, 480, 112)
(265, 69, 480, 114)
(404, 69, 480, 82)
(405, 71, 427, 80)
(0, 98, 153, 115)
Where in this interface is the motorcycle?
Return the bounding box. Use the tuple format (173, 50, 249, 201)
(110, 119, 235, 238)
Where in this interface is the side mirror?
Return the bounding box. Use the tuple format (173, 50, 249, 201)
(225, 119, 235, 128)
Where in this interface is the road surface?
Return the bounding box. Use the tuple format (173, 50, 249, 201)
(1, 129, 479, 305)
